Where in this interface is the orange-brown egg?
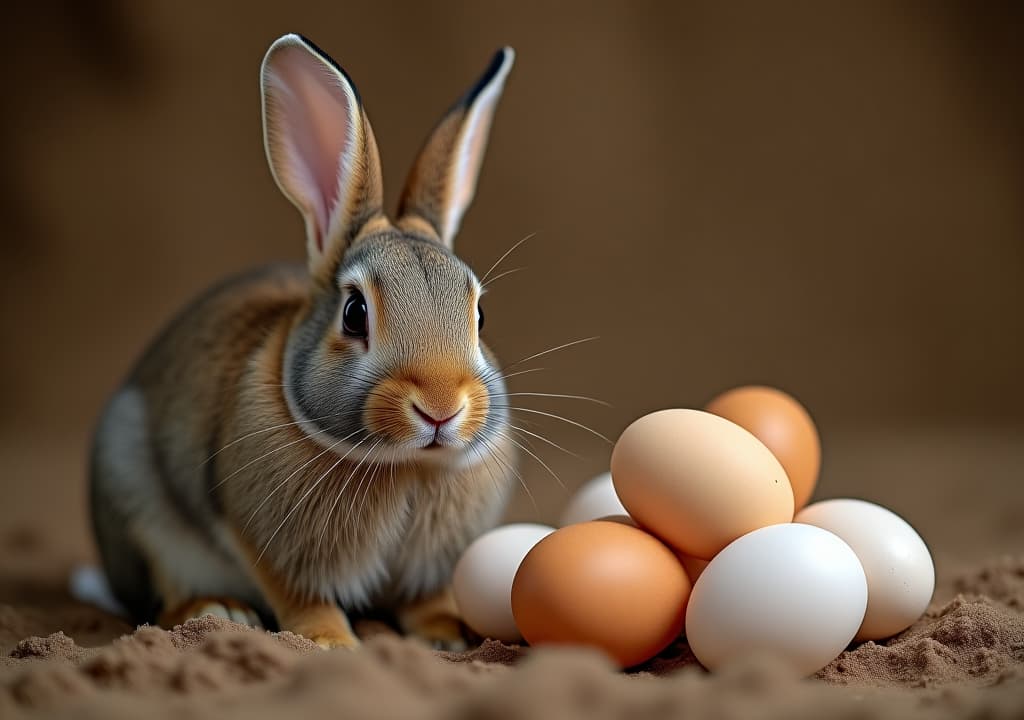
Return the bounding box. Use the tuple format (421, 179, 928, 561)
(511, 520, 691, 668)
(704, 386, 821, 511)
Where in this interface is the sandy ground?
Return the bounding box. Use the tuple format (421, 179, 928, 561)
(1, 426, 1022, 718)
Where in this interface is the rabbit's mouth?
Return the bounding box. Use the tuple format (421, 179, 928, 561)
(362, 373, 490, 451)
(415, 424, 469, 454)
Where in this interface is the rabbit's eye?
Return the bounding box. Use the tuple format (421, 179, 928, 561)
(342, 291, 368, 339)
(477, 303, 484, 332)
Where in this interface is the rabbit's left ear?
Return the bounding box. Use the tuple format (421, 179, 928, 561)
(261, 34, 384, 283)
(397, 48, 514, 248)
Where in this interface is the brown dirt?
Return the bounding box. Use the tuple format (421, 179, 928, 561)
(2, 429, 1023, 718)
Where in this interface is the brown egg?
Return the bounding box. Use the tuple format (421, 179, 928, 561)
(603, 516, 712, 584)
(611, 410, 794, 559)
(511, 520, 691, 668)
(705, 386, 821, 511)
(678, 553, 710, 583)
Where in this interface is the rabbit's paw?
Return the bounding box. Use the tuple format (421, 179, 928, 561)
(307, 628, 362, 650)
(286, 610, 362, 650)
(160, 597, 263, 629)
(407, 614, 469, 652)
(398, 588, 469, 652)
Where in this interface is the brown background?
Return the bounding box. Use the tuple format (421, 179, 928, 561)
(1, 2, 1022, 573)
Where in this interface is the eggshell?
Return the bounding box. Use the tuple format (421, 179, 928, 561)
(597, 514, 638, 527)
(452, 523, 555, 642)
(559, 472, 628, 526)
(511, 520, 691, 668)
(795, 499, 934, 641)
(685, 523, 867, 676)
(705, 386, 821, 511)
(611, 409, 794, 559)
(678, 554, 709, 583)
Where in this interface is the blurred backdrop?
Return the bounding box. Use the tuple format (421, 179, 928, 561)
(2, 2, 1022, 576)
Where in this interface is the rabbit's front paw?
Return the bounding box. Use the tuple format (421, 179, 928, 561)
(160, 597, 263, 629)
(285, 609, 362, 650)
(398, 587, 468, 652)
(306, 627, 362, 650)
(407, 615, 469, 652)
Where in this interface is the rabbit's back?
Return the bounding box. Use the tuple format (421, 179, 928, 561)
(129, 262, 309, 508)
(90, 264, 310, 620)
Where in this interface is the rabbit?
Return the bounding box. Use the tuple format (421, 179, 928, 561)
(89, 33, 518, 650)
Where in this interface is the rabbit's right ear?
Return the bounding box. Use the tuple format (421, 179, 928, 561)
(261, 34, 384, 284)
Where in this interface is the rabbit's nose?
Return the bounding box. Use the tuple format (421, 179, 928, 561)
(413, 404, 462, 428)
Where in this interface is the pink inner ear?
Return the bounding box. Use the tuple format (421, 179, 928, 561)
(266, 45, 354, 251)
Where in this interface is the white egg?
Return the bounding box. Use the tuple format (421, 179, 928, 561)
(685, 523, 867, 676)
(452, 523, 555, 641)
(559, 472, 628, 526)
(794, 498, 934, 641)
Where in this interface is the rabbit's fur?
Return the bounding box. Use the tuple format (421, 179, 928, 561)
(90, 34, 517, 649)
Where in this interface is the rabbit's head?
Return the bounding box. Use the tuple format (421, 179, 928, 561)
(261, 34, 514, 466)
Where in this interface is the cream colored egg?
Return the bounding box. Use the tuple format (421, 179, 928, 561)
(559, 472, 628, 526)
(685, 523, 867, 676)
(705, 385, 821, 511)
(611, 409, 795, 559)
(795, 499, 934, 641)
(452, 523, 555, 642)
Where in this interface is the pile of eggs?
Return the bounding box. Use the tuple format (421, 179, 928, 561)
(453, 386, 935, 674)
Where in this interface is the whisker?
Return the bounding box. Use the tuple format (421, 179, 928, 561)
(256, 434, 378, 564)
(502, 337, 599, 372)
(314, 437, 384, 555)
(339, 438, 387, 530)
(508, 423, 584, 460)
(499, 431, 566, 490)
(491, 405, 613, 444)
(209, 431, 326, 493)
(335, 434, 387, 540)
(349, 449, 388, 534)
(496, 391, 611, 407)
(200, 411, 347, 468)
(389, 450, 398, 495)
(256, 371, 381, 392)
(480, 435, 536, 512)
(479, 231, 536, 284)
(498, 367, 547, 381)
(482, 266, 526, 288)
(480, 337, 599, 385)
(242, 428, 364, 534)
(470, 442, 503, 494)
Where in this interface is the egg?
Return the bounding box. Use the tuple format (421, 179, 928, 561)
(705, 386, 821, 511)
(511, 520, 691, 668)
(452, 523, 555, 642)
(611, 409, 794, 559)
(678, 554, 709, 583)
(597, 516, 708, 583)
(685, 523, 867, 676)
(794, 499, 934, 641)
(559, 472, 629, 525)
(596, 514, 638, 527)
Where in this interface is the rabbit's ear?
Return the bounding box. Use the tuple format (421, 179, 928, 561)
(397, 47, 514, 248)
(261, 34, 384, 282)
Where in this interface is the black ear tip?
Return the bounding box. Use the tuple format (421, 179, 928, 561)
(290, 33, 363, 106)
(494, 46, 515, 64)
(462, 46, 515, 107)
(488, 46, 516, 79)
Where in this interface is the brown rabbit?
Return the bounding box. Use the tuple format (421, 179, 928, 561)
(89, 33, 517, 649)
